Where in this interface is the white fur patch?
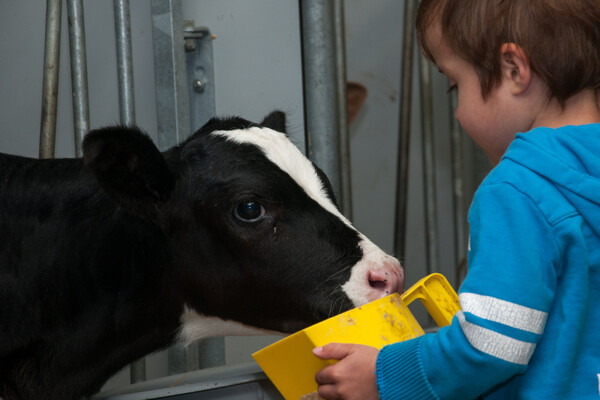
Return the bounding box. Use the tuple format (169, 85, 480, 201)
(342, 238, 402, 305)
(212, 127, 350, 227)
(178, 306, 276, 345)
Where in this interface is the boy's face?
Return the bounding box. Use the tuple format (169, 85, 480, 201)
(425, 24, 523, 165)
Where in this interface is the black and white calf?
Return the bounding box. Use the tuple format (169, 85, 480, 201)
(0, 111, 403, 400)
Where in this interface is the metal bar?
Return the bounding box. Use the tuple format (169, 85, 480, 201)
(181, 22, 223, 371)
(94, 362, 280, 400)
(114, 0, 144, 382)
(39, 0, 62, 159)
(129, 359, 146, 385)
(419, 53, 439, 275)
(393, 0, 417, 256)
(449, 91, 467, 286)
(114, 0, 136, 126)
(152, 0, 207, 374)
(167, 343, 193, 375)
(184, 23, 216, 132)
(333, 0, 352, 219)
(197, 338, 225, 369)
(66, 0, 90, 157)
(300, 0, 343, 204)
(151, 0, 190, 151)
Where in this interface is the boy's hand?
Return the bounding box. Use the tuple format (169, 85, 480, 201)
(313, 343, 380, 400)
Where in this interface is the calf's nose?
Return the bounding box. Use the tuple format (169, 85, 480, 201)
(367, 258, 404, 300)
(341, 240, 405, 307)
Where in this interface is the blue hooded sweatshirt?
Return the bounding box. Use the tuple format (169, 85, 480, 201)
(376, 123, 600, 399)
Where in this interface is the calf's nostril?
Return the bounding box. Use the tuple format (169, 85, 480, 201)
(369, 279, 388, 291)
(368, 270, 392, 293)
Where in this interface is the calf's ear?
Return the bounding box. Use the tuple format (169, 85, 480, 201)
(260, 110, 287, 133)
(82, 126, 174, 218)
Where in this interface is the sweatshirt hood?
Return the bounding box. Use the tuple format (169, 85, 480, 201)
(502, 123, 600, 228)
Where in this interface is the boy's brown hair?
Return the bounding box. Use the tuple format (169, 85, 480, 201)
(416, 0, 600, 104)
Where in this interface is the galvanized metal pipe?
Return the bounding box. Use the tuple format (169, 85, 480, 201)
(114, 0, 136, 126)
(333, 0, 352, 219)
(151, 0, 190, 151)
(300, 0, 343, 204)
(66, 0, 90, 157)
(113, 0, 146, 382)
(39, 0, 62, 159)
(419, 53, 439, 276)
(129, 359, 146, 385)
(394, 0, 417, 256)
(151, 0, 224, 374)
(449, 91, 466, 286)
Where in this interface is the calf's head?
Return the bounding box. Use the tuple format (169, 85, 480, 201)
(83, 111, 403, 335)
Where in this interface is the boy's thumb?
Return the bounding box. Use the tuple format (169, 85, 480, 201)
(313, 343, 354, 360)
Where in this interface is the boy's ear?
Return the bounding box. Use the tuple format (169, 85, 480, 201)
(499, 43, 531, 95)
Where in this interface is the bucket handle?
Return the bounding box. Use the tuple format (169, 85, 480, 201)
(400, 273, 461, 327)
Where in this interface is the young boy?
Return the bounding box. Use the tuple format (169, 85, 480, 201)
(313, 0, 600, 398)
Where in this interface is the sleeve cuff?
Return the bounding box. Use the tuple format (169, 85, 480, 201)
(376, 336, 439, 400)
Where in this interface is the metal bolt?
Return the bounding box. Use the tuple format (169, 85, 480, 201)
(184, 38, 196, 52)
(193, 79, 206, 93)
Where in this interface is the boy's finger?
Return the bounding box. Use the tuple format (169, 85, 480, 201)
(317, 383, 339, 400)
(315, 365, 336, 385)
(313, 343, 354, 360)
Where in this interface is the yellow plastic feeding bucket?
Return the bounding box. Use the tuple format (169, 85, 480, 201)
(252, 273, 461, 400)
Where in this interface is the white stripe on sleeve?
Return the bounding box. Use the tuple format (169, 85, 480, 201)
(457, 311, 537, 365)
(459, 292, 547, 334)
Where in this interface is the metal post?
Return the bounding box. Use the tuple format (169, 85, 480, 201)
(114, 0, 136, 127)
(181, 21, 222, 371)
(151, 0, 190, 151)
(40, 0, 62, 159)
(449, 91, 467, 286)
(394, 0, 417, 256)
(66, 0, 90, 157)
(151, 0, 224, 374)
(114, 0, 146, 382)
(333, 0, 352, 219)
(419, 53, 439, 276)
(300, 0, 344, 205)
(152, 0, 190, 375)
(184, 22, 216, 132)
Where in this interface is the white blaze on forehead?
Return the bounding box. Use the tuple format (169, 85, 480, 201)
(212, 126, 352, 227)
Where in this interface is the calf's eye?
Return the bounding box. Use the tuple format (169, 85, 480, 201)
(234, 201, 265, 222)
